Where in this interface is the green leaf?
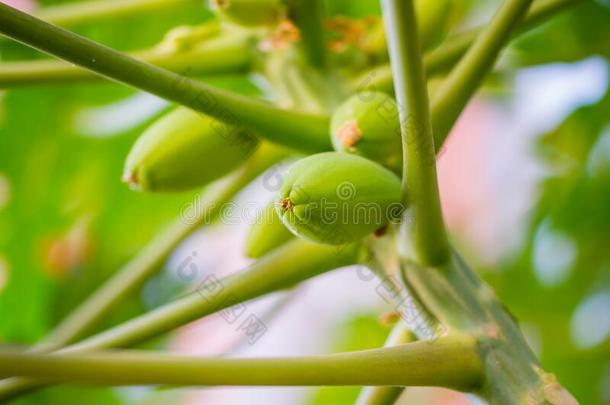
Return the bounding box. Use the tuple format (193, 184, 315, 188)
(513, 1, 610, 65)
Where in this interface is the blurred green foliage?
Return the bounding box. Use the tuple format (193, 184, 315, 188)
(513, 0, 610, 65)
(490, 2, 610, 403)
(492, 87, 610, 404)
(0, 2, 212, 404)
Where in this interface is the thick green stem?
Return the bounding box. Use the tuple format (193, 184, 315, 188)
(357, 0, 583, 93)
(0, 3, 331, 153)
(430, 0, 534, 146)
(400, 254, 577, 404)
(0, 336, 482, 391)
(0, 239, 360, 400)
(34, 0, 199, 27)
(0, 33, 251, 87)
(286, 0, 327, 69)
(381, 0, 450, 266)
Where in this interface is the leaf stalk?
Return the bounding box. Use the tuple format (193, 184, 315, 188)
(0, 239, 360, 400)
(381, 0, 450, 266)
(0, 336, 482, 391)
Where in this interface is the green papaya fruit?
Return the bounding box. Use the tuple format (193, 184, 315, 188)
(124, 107, 259, 192)
(416, 0, 452, 51)
(330, 91, 402, 174)
(276, 152, 403, 245)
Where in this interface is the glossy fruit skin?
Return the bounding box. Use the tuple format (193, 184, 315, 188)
(124, 107, 259, 192)
(331, 91, 402, 174)
(276, 152, 402, 245)
(210, 0, 284, 27)
(245, 201, 294, 258)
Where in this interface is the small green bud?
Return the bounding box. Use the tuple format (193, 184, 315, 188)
(124, 107, 259, 192)
(210, 0, 284, 27)
(276, 152, 403, 245)
(330, 91, 402, 174)
(245, 201, 294, 258)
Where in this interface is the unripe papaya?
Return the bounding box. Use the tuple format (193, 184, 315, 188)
(124, 107, 259, 192)
(210, 0, 284, 27)
(416, 0, 452, 51)
(245, 201, 294, 258)
(330, 91, 402, 174)
(276, 152, 403, 245)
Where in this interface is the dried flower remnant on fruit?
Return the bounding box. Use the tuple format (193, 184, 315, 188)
(337, 120, 362, 151)
(279, 197, 294, 213)
(374, 224, 389, 237)
(122, 171, 140, 190)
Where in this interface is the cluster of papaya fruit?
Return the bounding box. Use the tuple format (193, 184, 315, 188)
(123, 0, 452, 258)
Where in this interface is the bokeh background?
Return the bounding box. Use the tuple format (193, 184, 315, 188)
(0, 0, 609, 404)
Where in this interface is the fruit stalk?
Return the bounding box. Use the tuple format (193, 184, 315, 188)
(0, 2, 331, 153)
(0, 336, 482, 391)
(381, 0, 450, 266)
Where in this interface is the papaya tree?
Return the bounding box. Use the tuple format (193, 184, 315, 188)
(0, 0, 607, 404)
